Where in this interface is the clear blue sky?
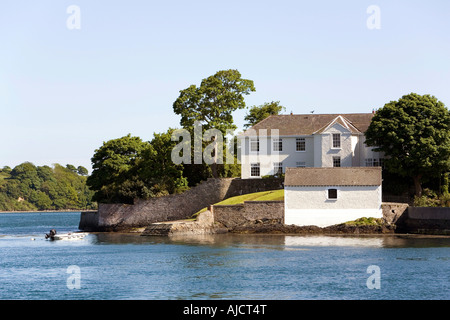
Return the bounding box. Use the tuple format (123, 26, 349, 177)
(1, 0, 450, 172)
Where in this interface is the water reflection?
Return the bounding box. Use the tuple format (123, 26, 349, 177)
(284, 235, 384, 247)
(87, 232, 450, 249)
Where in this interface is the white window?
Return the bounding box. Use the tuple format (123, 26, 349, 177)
(273, 138, 282, 152)
(327, 188, 338, 200)
(250, 163, 260, 177)
(296, 138, 305, 151)
(332, 133, 341, 148)
(273, 162, 283, 175)
(333, 156, 341, 167)
(250, 138, 259, 152)
(366, 158, 384, 167)
(296, 161, 306, 168)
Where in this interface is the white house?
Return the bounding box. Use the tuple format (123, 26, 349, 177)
(238, 113, 384, 179)
(284, 167, 383, 227)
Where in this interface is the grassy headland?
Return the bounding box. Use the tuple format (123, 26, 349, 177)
(193, 189, 284, 217)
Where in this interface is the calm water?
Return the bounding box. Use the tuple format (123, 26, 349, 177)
(0, 211, 449, 300)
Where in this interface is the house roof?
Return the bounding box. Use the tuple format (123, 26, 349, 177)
(313, 115, 362, 134)
(284, 167, 382, 186)
(240, 113, 374, 136)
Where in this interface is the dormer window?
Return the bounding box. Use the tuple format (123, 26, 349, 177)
(332, 133, 341, 148)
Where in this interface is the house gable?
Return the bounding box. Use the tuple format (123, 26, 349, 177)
(313, 115, 361, 135)
(284, 167, 383, 227)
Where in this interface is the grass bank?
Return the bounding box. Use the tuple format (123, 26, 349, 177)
(193, 189, 284, 218)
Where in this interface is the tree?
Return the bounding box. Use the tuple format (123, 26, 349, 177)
(244, 101, 286, 128)
(120, 128, 190, 200)
(66, 164, 77, 173)
(142, 129, 188, 194)
(0, 162, 96, 211)
(86, 134, 150, 203)
(2, 166, 11, 173)
(365, 93, 450, 197)
(30, 190, 53, 210)
(77, 166, 89, 176)
(10, 162, 40, 198)
(173, 69, 255, 177)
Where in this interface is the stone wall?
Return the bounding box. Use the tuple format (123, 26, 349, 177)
(141, 210, 223, 236)
(212, 201, 285, 229)
(399, 207, 450, 235)
(78, 211, 98, 231)
(79, 177, 283, 231)
(382, 204, 450, 235)
(381, 202, 409, 225)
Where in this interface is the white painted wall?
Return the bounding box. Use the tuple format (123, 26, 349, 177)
(313, 134, 323, 167)
(285, 185, 382, 227)
(239, 129, 385, 178)
(319, 124, 353, 167)
(285, 185, 381, 209)
(351, 135, 360, 166)
(240, 135, 314, 178)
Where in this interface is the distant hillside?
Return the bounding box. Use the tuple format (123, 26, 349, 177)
(0, 162, 96, 212)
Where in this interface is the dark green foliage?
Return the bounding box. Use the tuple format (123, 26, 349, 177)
(86, 134, 149, 203)
(0, 162, 96, 211)
(173, 69, 255, 134)
(244, 101, 285, 128)
(77, 166, 89, 176)
(365, 93, 450, 196)
(179, 130, 241, 187)
(87, 131, 191, 204)
(139, 128, 189, 195)
(173, 69, 254, 178)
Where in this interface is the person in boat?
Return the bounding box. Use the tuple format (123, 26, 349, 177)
(45, 229, 57, 240)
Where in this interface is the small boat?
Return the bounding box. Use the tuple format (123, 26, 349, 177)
(52, 232, 88, 240)
(45, 229, 87, 241)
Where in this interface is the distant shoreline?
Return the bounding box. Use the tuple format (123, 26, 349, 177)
(0, 210, 97, 214)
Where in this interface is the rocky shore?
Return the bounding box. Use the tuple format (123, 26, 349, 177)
(228, 218, 396, 235)
(141, 211, 396, 236)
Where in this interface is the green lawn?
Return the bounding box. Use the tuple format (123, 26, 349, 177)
(193, 189, 284, 217)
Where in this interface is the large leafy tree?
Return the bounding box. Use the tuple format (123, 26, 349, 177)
(137, 128, 189, 195)
(244, 101, 285, 129)
(87, 134, 150, 203)
(173, 69, 255, 133)
(365, 93, 450, 197)
(87, 131, 190, 203)
(173, 69, 255, 177)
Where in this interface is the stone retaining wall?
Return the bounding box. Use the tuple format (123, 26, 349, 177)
(212, 201, 285, 229)
(399, 206, 450, 235)
(381, 202, 409, 225)
(79, 177, 283, 231)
